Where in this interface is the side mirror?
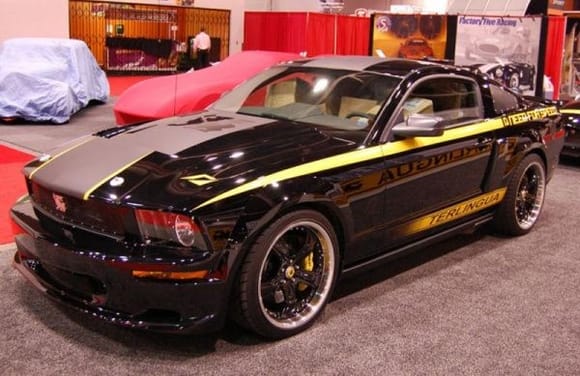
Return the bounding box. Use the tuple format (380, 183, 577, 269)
(392, 113, 444, 137)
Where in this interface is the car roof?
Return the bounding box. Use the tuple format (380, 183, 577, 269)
(286, 56, 468, 79)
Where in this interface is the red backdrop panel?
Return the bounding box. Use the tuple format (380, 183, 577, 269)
(244, 12, 371, 57)
(545, 16, 565, 99)
(244, 12, 308, 53)
(306, 13, 336, 56)
(336, 15, 371, 55)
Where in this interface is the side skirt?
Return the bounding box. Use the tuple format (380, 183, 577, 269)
(340, 213, 494, 279)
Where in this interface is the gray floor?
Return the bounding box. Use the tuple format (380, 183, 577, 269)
(1, 103, 580, 375)
(0, 100, 117, 155)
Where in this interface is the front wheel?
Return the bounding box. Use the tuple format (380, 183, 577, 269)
(237, 210, 339, 339)
(493, 154, 546, 236)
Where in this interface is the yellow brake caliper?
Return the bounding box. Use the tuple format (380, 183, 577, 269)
(298, 252, 314, 291)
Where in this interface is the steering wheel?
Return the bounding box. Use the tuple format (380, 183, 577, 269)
(345, 111, 372, 119)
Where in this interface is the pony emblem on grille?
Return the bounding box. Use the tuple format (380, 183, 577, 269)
(52, 193, 67, 213)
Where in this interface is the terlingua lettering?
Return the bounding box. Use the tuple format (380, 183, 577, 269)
(428, 190, 503, 226)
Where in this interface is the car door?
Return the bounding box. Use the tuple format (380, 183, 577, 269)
(377, 76, 497, 252)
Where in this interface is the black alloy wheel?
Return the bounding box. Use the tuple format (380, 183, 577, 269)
(494, 154, 546, 235)
(237, 210, 339, 339)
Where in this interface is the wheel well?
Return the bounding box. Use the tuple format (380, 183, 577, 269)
(276, 202, 346, 263)
(527, 148, 547, 171)
(225, 201, 346, 325)
(514, 137, 548, 173)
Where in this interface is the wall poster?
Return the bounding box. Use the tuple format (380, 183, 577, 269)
(371, 13, 448, 60)
(455, 16, 542, 95)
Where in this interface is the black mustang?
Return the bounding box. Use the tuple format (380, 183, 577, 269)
(11, 57, 565, 339)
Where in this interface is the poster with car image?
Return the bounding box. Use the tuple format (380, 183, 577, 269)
(371, 14, 447, 60)
(455, 16, 541, 95)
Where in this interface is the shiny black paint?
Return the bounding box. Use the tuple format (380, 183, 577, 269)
(11, 58, 565, 334)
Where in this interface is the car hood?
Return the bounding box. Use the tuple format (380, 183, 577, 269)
(27, 110, 360, 211)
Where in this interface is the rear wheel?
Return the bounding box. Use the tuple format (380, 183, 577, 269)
(237, 210, 339, 339)
(494, 154, 546, 235)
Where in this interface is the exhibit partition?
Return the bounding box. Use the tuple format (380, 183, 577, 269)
(244, 11, 562, 99)
(69, 1, 230, 72)
(544, 16, 566, 99)
(243, 12, 369, 56)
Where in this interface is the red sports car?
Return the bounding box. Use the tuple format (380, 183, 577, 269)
(113, 50, 301, 125)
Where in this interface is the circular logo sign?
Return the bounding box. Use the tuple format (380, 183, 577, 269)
(376, 15, 392, 33)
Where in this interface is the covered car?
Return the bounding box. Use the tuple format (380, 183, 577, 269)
(0, 38, 109, 124)
(113, 50, 301, 125)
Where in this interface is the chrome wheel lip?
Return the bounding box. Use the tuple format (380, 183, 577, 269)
(515, 161, 545, 230)
(257, 220, 335, 330)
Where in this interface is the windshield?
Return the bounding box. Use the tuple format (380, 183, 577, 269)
(212, 66, 401, 132)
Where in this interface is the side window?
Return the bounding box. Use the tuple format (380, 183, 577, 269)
(398, 77, 483, 128)
(489, 83, 519, 114)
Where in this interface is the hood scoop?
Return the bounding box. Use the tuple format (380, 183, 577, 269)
(168, 114, 232, 126)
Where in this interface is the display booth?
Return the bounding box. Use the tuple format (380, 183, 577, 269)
(368, 13, 563, 99)
(69, 1, 230, 72)
(371, 14, 448, 60)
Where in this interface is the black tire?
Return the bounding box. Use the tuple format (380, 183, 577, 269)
(493, 154, 546, 236)
(237, 210, 339, 339)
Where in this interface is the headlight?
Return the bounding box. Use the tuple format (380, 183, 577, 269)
(135, 209, 206, 248)
(174, 214, 196, 246)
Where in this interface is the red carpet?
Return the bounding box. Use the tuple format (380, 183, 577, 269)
(0, 145, 34, 244)
(107, 76, 152, 96)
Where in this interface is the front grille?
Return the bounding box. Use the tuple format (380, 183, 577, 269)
(41, 263, 107, 300)
(30, 182, 132, 236)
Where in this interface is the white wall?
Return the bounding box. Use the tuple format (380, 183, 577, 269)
(394, 0, 447, 13)
(271, 0, 320, 12)
(0, 0, 69, 43)
(195, 0, 246, 53)
(245, 0, 272, 10)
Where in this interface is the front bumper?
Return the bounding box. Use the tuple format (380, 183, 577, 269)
(11, 201, 229, 334)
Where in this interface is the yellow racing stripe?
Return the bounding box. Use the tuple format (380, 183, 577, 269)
(560, 108, 580, 115)
(193, 117, 510, 210)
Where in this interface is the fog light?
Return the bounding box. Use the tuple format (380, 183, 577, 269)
(132, 270, 209, 280)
